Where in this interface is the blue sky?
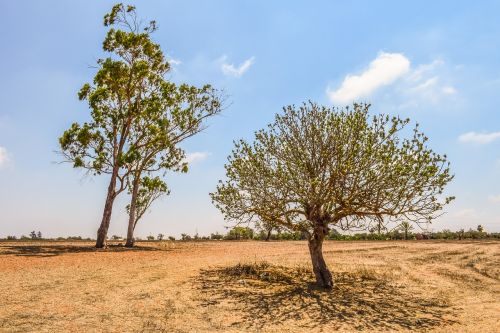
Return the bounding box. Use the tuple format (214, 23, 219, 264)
(1, 1, 499, 238)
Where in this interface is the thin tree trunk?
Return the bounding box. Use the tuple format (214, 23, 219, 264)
(96, 168, 119, 248)
(308, 224, 333, 289)
(265, 229, 272, 241)
(125, 175, 140, 247)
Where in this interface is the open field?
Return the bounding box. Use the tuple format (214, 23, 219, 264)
(0, 240, 499, 332)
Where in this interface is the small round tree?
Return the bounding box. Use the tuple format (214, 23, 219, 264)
(211, 102, 454, 289)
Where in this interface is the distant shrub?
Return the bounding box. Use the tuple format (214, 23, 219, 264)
(168, 236, 175, 241)
(181, 233, 192, 241)
(146, 235, 155, 241)
(29, 231, 42, 240)
(210, 233, 224, 240)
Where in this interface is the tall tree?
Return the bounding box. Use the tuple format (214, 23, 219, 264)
(59, 4, 220, 247)
(211, 102, 454, 289)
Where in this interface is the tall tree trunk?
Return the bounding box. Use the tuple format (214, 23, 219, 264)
(308, 224, 333, 289)
(125, 175, 140, 247)
(96, 168, 119, 248)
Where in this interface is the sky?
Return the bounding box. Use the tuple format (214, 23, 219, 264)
(1, 1, 500, 238)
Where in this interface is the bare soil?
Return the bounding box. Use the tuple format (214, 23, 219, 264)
(0, 240, 498, 332)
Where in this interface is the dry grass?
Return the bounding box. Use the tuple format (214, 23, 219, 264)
(0, 240, 499, 332)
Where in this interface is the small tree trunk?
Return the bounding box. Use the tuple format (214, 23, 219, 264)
(96, 168, 119, 248)
(404, 229, 408, 240)
(265, 229, 272, 241)
(308, 225, 333, 289)
(125, 176, 140, 247)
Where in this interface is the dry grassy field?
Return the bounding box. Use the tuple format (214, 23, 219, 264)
(0, 240, 499, 332)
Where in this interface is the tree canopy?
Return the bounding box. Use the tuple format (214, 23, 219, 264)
(211, 102, 454, 288)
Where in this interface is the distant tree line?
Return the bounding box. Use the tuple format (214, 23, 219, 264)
(5, 225, 497, 242)
(3, 235, 93, 241)
(327, 225, 497, 241)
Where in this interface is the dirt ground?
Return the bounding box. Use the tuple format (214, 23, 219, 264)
(0, 240, 498, 332)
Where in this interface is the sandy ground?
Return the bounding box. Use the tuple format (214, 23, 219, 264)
(0, 240, 498, 332)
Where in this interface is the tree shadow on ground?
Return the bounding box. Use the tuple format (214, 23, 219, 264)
(196, 262, 459, 331)
(0, 244, 163, 257)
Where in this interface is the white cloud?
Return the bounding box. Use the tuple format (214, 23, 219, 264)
(0, 146, 10, 168)
(221, 56, 255, 78)
(167, 56, 182, 66)
(458, 131, 500, 144)
(327, 54, 458, 107)
(184, 152, 210, 164)
(327, 52, 410, 103)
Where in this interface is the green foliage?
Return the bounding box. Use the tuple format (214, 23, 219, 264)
(398, 221, 414, 240)
(326, 228, 500, 241)
(168, 236, 176, 241)
(430, 228, 489, 240)
(224, 226, 254, 240)
(328, 232, 389, 241)
(146, 235, 155, 241)
(211, 102, 454, 238)
(127, 176, 169, 228)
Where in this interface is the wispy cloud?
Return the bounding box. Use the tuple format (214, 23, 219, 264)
(326, 52, 410, 103)
(0, 146, 10, 169)
(221, 56, 255, 78)
(184, 151, 210, 164)
(458, 131, 500, 144)
(403, 59, 457, 104)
